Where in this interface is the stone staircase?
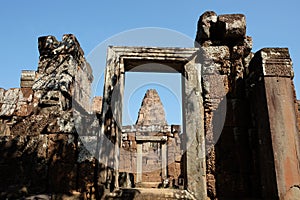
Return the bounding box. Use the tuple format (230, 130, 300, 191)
(104, 188, 196, 200)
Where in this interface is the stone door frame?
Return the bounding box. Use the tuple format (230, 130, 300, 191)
(135, 135, 168, 185)
(99, 46, 207, 199)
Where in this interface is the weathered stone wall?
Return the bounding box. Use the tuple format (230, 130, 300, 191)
(196, 11, 300, 200)
(0, 34, 102, 199)
(196, 11, 255, 199)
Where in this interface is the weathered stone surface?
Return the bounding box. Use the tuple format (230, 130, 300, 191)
(0, 135, 48, 196)
(196, 12, 247, 46)
(0, 88, 20, 116)
(218, 14, 246, 40)
(92, 96, 102, 113)
(249, 48, 294, 78)
(47, 134, 78, 193)
(195, 11, 217, 45)
(34, 34, 93, 113)
(231, 36, 252, 60)
(202, 75, 229, 99)
(20, 70, 36, 88)
(247, 48, 300, 199)
(0, 34, 99, 199)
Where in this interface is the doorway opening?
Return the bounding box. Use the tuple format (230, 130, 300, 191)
(120, 70, 183, 188)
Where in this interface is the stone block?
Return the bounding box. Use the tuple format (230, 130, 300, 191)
(175, 154, 182, 162)
(195, 11, 217, 44)
(201, 46, 230, 62)
(92, 96, 102, 113)
(127, 133, 135, 141)
(231, 36, 253, 59)
(131, 140, 137, 149)
(10, 114, 50, 135)
(20, 70, 36, 88)
(14, 88, 34, 117)
(0, 88, 5, 103)
(0, 88, 19, 117)
(218, 14, 246, 40)
(203, 74, 229, 99)
(249, 48, 293, 78)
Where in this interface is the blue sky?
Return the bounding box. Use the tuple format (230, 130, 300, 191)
(0, 0, 299, 125)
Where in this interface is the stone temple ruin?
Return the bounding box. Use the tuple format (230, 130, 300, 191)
(0, 11, 300, 200)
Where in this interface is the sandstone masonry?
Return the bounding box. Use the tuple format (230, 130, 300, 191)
(0, 11, 299, 200)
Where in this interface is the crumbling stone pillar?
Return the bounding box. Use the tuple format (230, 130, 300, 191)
(247, 48, 300, 199)
(196, 11, 254, 199)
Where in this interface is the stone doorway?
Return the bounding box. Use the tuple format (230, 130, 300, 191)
(120, 89, 182, 188)
(136, 139, 167, 188)
(99, 46, 206, 199)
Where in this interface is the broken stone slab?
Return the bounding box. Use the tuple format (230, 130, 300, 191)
(218, 14, 246, 40)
